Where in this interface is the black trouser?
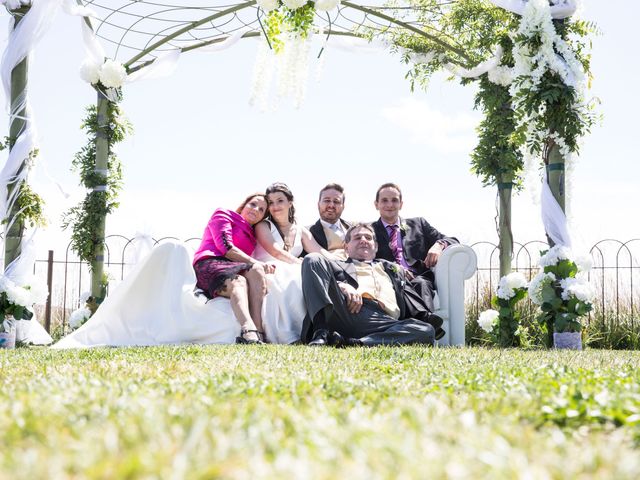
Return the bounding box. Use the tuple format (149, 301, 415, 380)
(301, 254, 434, 346)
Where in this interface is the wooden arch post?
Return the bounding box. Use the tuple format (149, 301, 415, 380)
(497, 174, 514, 278)
(90, 91, 111, 307)
(545, 141, 565, 248)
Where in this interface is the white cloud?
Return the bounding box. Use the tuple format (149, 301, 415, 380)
(381, 98, 480, 154)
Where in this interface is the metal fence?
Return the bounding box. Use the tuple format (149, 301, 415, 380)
(33, 236, 640, 333)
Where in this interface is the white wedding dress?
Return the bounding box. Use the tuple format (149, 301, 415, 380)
(52, 225, 306, 348)
(253, 221, 306, 344)
(52, 242, 239, 348)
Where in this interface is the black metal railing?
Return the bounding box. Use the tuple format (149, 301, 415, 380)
(33, 236, 640, 333)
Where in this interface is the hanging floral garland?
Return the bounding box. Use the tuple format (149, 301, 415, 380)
(62, 96, 131, 267)
(63, 58, 131, 269)
(251, 0, 340, 108)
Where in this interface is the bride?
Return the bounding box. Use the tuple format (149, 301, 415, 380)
(254, 182, 333, 344)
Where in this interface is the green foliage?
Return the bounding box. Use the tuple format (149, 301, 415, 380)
(536, 250, 592, 337)
(392, 1, 517, 90)
(491, 286, 527, 347)
(0, 138, 47, 229)
(264, 2, 315, 54)
(387, 2, 596, 191)
(9, 177, 47, 229)
(265, 9, 285, 53)
(1, 347, 640, 477)
(471, 69, 523, 188)
(62, 102, 131, 267)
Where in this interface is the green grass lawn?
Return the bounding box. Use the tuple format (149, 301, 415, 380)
(2, 346, 640, 479)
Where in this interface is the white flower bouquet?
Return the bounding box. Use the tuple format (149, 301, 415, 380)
(530, 246, 594, 336)
(478, 271, 528, 347)
(0, 274, 48, 332)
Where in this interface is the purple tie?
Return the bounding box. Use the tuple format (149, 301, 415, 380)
(387, 225, 408, 268)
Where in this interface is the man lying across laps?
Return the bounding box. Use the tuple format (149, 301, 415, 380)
(301, 223, 443, 347)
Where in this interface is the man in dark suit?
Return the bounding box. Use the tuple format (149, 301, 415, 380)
(301, 223, 441, 347)
(372, 183, 457, 316)
(308, 183, 351, 257)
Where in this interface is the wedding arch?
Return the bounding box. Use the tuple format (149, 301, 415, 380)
(1, 0, 595, 329)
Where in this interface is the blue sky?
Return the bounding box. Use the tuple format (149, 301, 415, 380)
(0, 1, 638, 254)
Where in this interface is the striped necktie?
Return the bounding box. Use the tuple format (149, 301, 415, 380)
(387, 225, 405, 266)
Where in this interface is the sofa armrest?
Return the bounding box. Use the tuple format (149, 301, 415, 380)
(433, 244, 477, 346)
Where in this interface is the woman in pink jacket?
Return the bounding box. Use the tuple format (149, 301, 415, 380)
(193, 193, 275, 344)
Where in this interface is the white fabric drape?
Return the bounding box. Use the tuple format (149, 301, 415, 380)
(541, 172, 572, 247)
(488, 0, 577, 19)
(443, 46, 504, 78)
(126, 50, 181, 83)
(1, 0, 64, 100)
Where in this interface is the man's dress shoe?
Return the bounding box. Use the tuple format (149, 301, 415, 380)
(427, 314, 446, 340)
(309, 329, 331, 346)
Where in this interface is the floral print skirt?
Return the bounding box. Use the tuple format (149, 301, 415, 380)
(193, 257, 253, 298)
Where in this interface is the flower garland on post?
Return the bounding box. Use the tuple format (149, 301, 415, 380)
(528, 246, 594, 348)
(63, 58, 131, 313)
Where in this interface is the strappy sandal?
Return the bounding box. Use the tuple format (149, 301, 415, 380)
(236, 329, 265, 345)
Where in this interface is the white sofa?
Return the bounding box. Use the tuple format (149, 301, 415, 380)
(432, 244, 477, 346)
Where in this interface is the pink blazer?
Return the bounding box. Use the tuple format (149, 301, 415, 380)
(193, 209, 257, 265)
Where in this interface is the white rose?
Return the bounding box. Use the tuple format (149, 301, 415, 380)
(574, 254, 593, 273)
(6, 284, 31, 308)
(314, 0, 340, 12)
(79, 59, 101, 85)
(497, 271, 528, 299)
(478, 309, 499, 333)
(539, 245, 573, 267)
(560, 277, 594, 303)
(282, 0, 307, 9)
(99, 59, 128, 89)
(256, 0, 279, 11)
(69, 307, 92, 330)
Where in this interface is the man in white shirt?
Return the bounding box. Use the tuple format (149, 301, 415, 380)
(307, 183, 351, 258)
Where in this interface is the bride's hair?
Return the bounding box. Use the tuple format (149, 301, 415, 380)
(265, 182, 296, 224)
(236, 193, 268, 221)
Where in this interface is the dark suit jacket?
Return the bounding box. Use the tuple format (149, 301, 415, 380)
(372, 217, 457, 276)
(300, 257, 439, 342)
(331, 258, 417, 320)
(308, 218, 352, 249)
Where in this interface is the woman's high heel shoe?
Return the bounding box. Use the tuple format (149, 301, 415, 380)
(236, 329, 265, 344)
